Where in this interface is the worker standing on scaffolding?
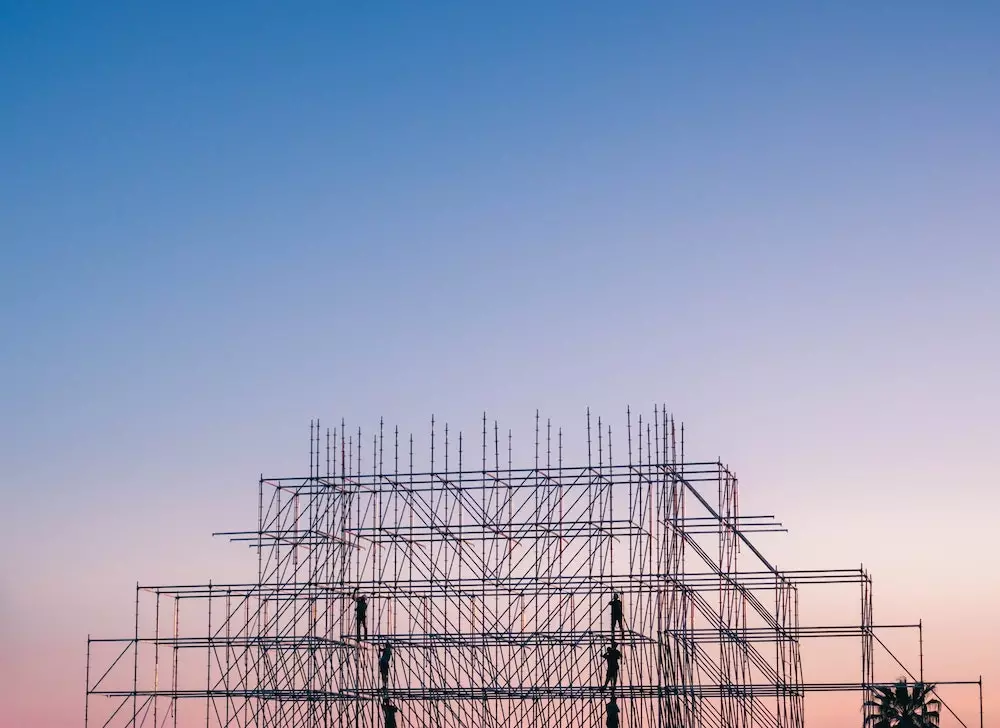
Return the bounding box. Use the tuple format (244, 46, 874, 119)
(602, 639, 622, 690)
(609, 592, 624, 635)
(382, 696, 400, 728)
(379, 642, 393, 687)
(354, 594, 368, 639)
(606, 698, 620, 728)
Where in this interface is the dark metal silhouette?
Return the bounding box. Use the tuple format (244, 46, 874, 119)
(82, 411, 986, 728)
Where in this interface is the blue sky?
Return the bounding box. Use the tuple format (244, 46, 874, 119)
(2, 3, 998, 726)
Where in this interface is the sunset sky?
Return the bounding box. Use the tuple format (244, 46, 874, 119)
(2, 3, 998, 726)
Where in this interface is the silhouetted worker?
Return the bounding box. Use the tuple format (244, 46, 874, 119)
(609, 592, 624, 635)
(606, 698, 620, 728)
(382, 696, 400, 728)
(379, 642, 393, 686)
(355, 595, 368, 639)
(602, 640, 622, 691)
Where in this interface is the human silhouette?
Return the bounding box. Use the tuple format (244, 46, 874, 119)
(606, 698, 620, 728)
(609, 592, 624, 635)
(354, 595, 368, 639)
(602, 640, 622, 690)
(379, 642, 393, 686)
(382, 696, 400, 728)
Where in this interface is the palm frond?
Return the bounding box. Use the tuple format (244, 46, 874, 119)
(864, 681, 939, 728)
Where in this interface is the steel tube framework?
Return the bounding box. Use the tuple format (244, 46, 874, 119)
(84, 408, 980, 727)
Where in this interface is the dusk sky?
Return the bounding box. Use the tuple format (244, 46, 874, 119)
(2, 3, 998, 726)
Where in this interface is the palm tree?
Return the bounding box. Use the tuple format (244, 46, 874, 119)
(864, 681, 941, 728)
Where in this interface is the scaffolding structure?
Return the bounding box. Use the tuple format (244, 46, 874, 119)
(85, 408, 982, 728)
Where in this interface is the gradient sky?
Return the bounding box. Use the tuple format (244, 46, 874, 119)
(2, 3, 998, 726)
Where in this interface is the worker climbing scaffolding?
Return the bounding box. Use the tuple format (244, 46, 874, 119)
(606, 698, 620, 728)
(609, 592, 624, 636)
(379, 642, 393, 687)
(382, 696, 400, 728)
(354, 594, 368, 639)
(602, 639, 622, 691)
